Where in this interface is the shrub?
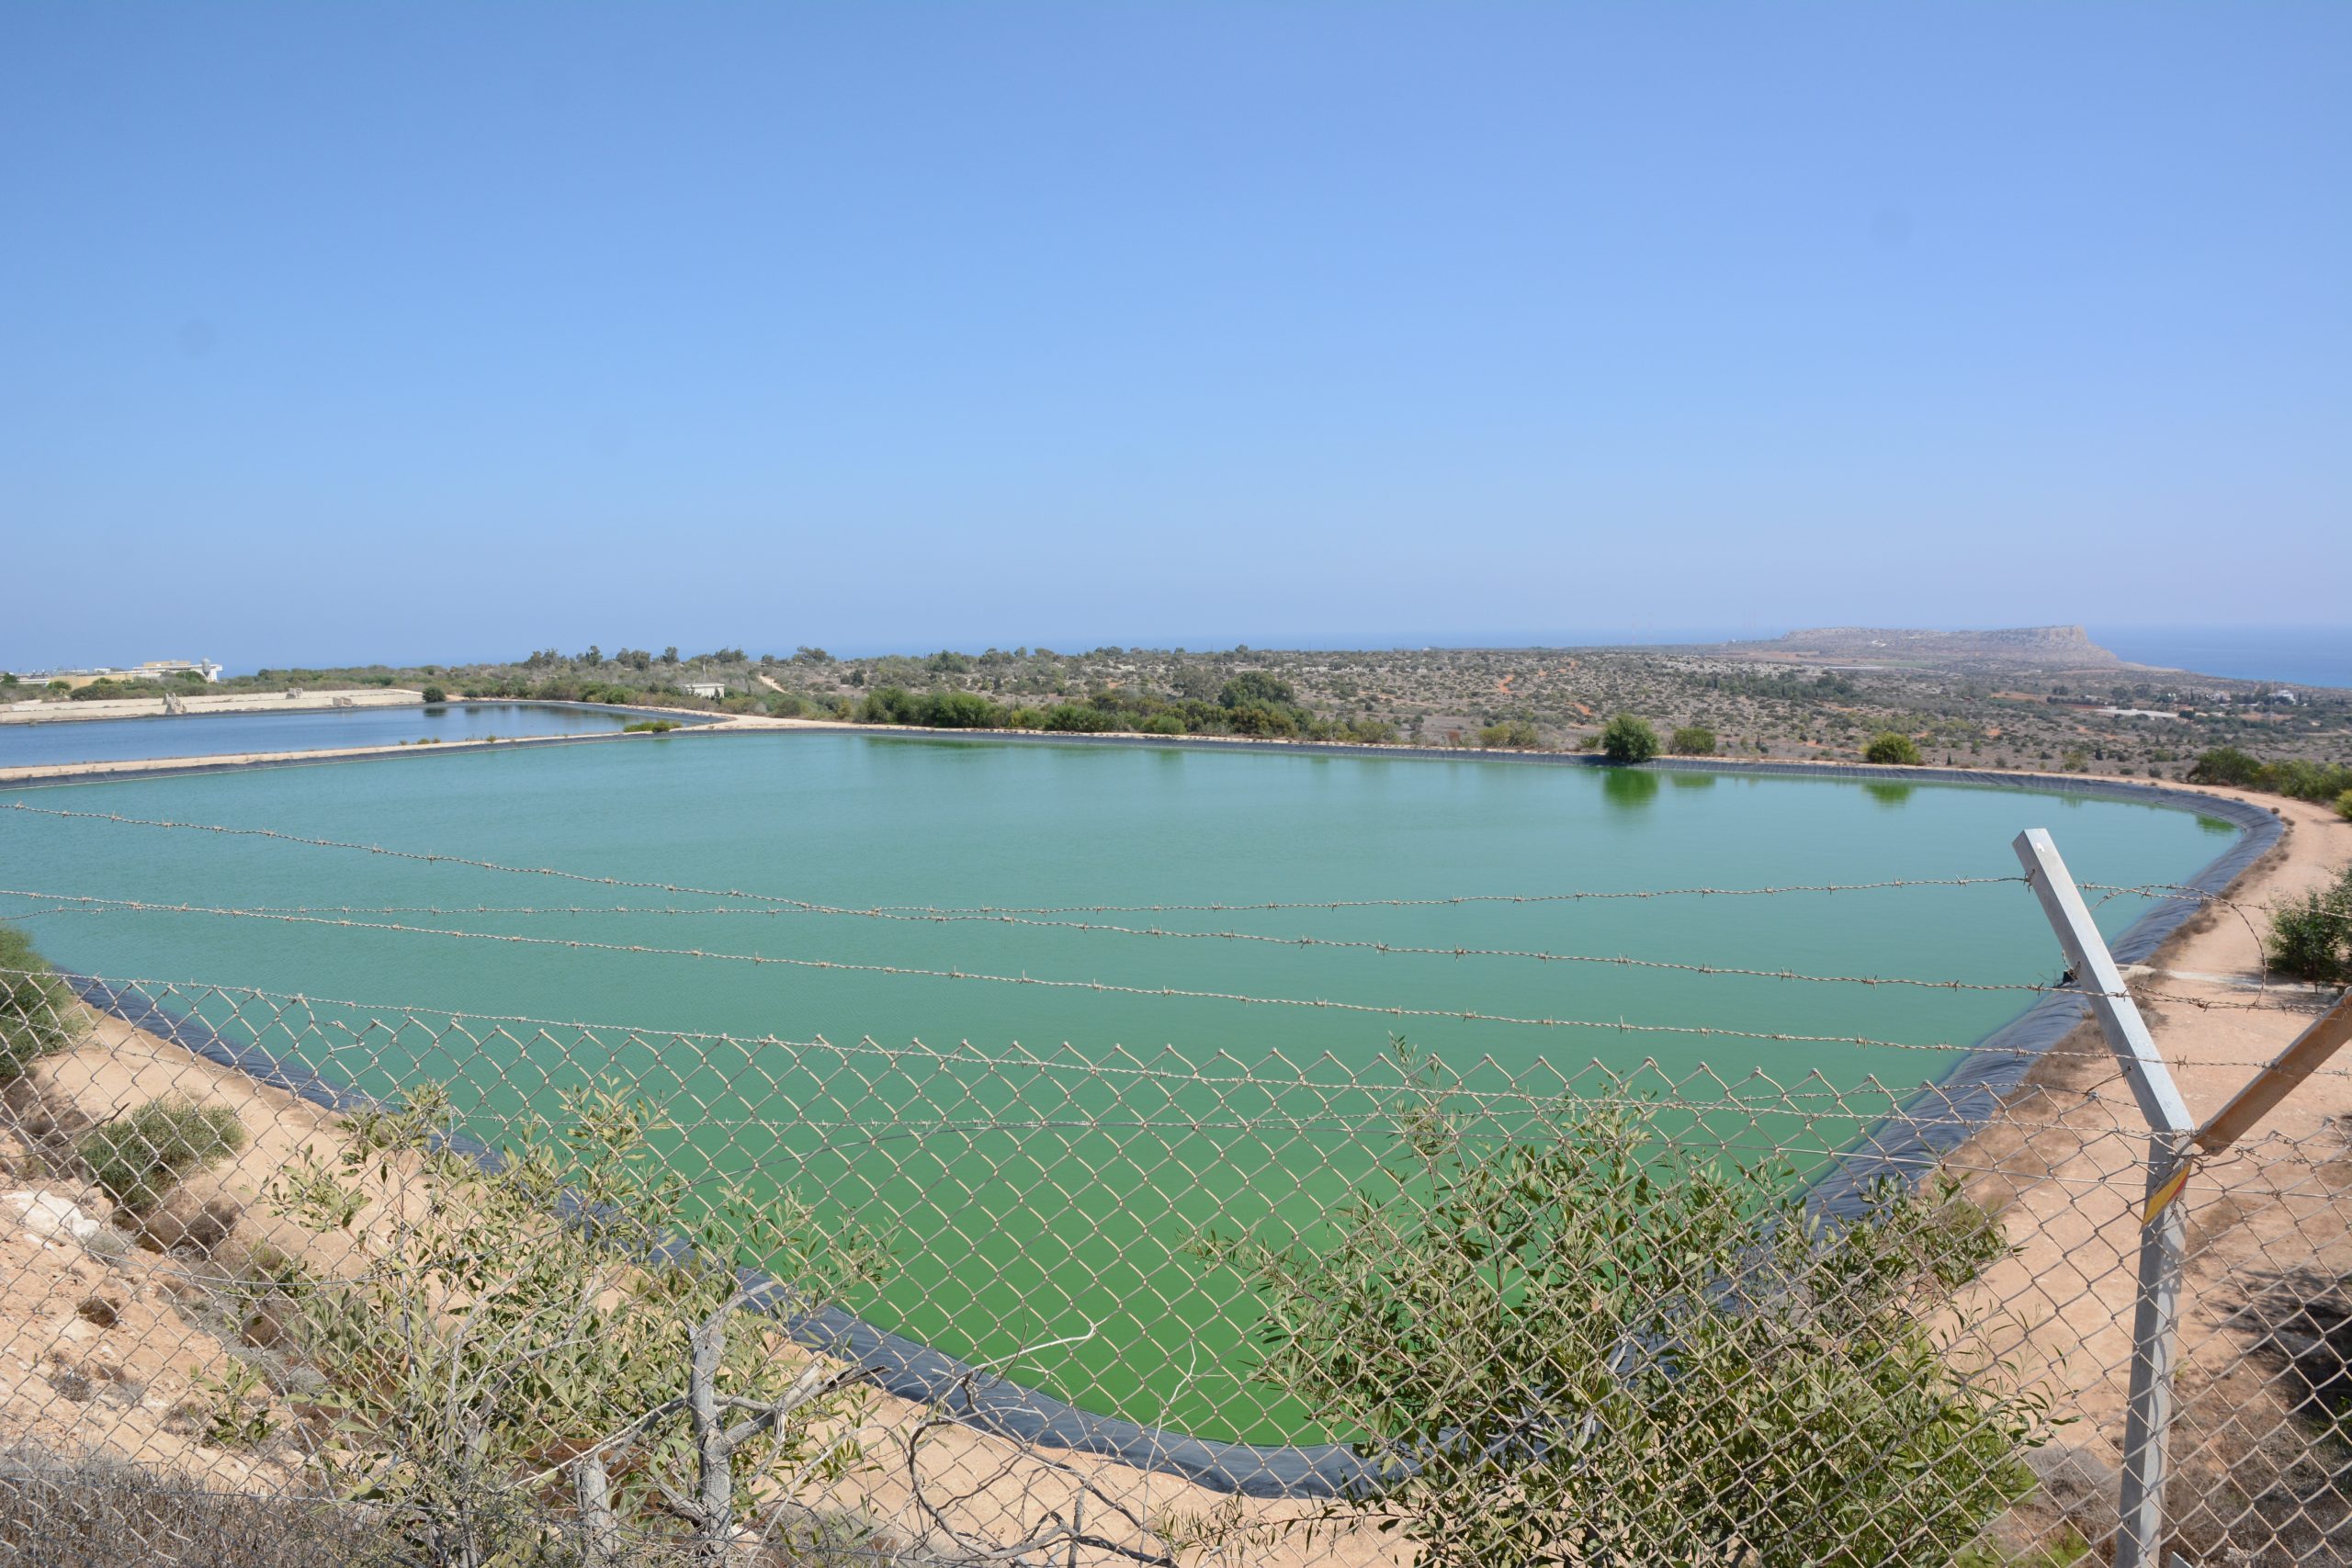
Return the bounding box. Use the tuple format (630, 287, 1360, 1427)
(0, 924, 83, 1082)
(620, 719, 678, 733)
(1865, 731, 1924, 766)
(1476, 719, 1541, 750)
(2185, 749, 2351, 805)
(2267, 758, 2352, 805)
(262, 1083, 881, 1563)
(2189, 747, 2265, 788)
(919, 691, 1000, 728)
(762, 690, 808, 718)
(1669, 725, 1716, 756)
(1042, 702, 1118, 733)
(419, 684, 447, 705)
(1217, 671, 1296, 709)
(1224, 702, 1300, 738)
(1206, 1046, 2044, 1568)
(77, 1098, 248, 1211)
(2269, 866, 2352, 984)
(1597, 713, 1657, 763)
(2338, 788, 2352, 824)
(854, 685, 925, 725)
(0, 1451, 397, 1568)
(1004, 705, 1046, 729)
(1137, 712, 1187, 735)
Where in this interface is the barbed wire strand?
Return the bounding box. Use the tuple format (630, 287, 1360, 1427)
(0, 901, 2005, 1054)
(2, 800, 2029, 916)
(0, 890, 2088, 998)
(17, 964, 2350, 1113)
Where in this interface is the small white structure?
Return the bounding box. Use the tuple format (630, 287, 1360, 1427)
(18, 658, 222, 688)
(139, 659, 223, 682)
(682, 681, 729, 700)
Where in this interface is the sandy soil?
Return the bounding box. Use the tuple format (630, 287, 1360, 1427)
(1, 690, 428, 725)
(0, 724, 771, 786)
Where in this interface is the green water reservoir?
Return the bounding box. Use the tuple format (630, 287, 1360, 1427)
(0, 733, 2235, 1440)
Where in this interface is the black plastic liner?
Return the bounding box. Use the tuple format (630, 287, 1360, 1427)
(59, 761, 2283, 1500)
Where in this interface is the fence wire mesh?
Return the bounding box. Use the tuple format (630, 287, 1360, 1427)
(2, 964, 2347, 1568)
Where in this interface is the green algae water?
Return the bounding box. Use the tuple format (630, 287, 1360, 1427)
(0, 733, 2235, 1441)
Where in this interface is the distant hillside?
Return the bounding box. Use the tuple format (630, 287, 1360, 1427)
(1730, 625, 2124, 669)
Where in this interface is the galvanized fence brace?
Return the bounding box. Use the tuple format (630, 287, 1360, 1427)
(2017, 827, 2352, 1568)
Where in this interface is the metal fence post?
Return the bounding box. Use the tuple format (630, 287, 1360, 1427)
(2013, 829, 2196, 1568)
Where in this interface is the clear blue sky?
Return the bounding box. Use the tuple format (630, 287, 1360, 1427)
(4, 3, 2345, 671)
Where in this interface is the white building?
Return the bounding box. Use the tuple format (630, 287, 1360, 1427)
(681, 681, 728, 699)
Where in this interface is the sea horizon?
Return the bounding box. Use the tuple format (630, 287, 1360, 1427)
(2090, 625, 2352, 691)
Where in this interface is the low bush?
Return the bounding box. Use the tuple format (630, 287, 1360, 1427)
(2191, 748, 2352, 806)
(921, 691, 1000, 728)
(419, 684, 447, 705)
(620, 719, 678, 733)
(1223, 702, 1299, 738)
(2269, 864, 2352, 984)
(1042, 702, 1119, 733)
(260, 1082, 882, 1564)
(2338, 788, 2352, 824)
(77, 1098, 248, 1211)
(1598, 713, 1657, 763)
(0, 923, 83, 1081)
(1217, 671, 1296, 709)
(1476, 719, 1541, 750)
(854, 685, 926, 725)
(0, 1450, 391, 1568)
(1865, 731, 1924, 766)
(2189, 747, 2266, 788)
(1669, 725, 1716, 756)
(1205, 1044, 2046, 1568)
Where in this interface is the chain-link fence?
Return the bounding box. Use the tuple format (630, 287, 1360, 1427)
(1, 847, 2348, 1565)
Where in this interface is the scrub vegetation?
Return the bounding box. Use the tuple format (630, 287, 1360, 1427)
(245, 1081, 888, 1566)
(1598, 713, 1659, 763)
(17, 629, 2347, 777)
(76, 1098, 248, 1212)
(1866, 731, 1925, 766)
(2268, 863, 2352, 984)
(2187, 747, 2352, 807)
(0, 922, 83, 1081)
(1200, 1043, 2045, 1568)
